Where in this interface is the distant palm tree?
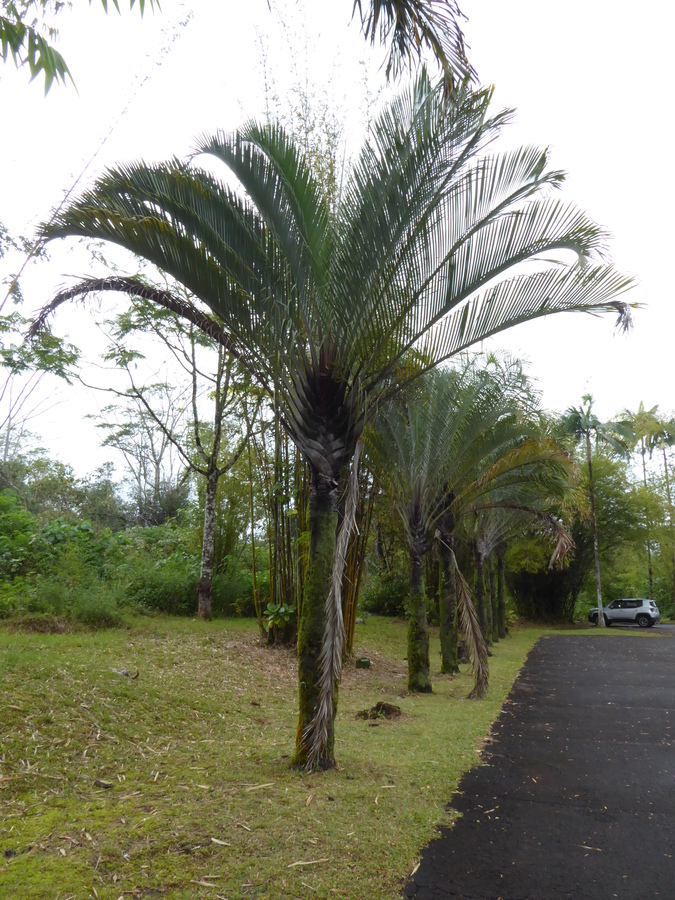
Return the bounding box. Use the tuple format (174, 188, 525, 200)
(652, 417, 675, 608)
(562, 395, 631, 626)
(36, 74, 632, 768)
(620, 402, 660, 602)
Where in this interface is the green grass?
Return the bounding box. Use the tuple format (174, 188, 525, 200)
(0, 617, 544, 899)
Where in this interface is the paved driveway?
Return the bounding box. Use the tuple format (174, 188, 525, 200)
(404, 633, 675, 899)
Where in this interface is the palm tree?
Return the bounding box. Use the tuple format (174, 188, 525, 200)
(367, 361, 572, 694)
(561, 395, 631, 626)
(365, 366, 487, 694)
(652, 418, 675, 608)
(620, 402, 660, 602)
(35, 74, 632, 769)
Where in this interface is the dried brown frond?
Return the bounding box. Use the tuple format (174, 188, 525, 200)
(451, 552, 489, 699)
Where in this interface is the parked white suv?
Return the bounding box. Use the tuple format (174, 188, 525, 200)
(588, 598, 660, 628)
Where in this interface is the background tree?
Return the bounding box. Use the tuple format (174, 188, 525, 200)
(561, 395, 631, 626)
(93, 385, 187, 527)
(620, 402, 660, 602)
(93, 297, 260, 617)
(653, 417, 675, 608)
(0, 0, 158, 92)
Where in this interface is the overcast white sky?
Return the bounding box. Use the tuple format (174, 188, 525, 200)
(0, 0, 673, 474)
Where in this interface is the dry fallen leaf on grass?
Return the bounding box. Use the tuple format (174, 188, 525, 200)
(305, 794, 313, 807)
(211, 837, 230, 846)
(287, 858, 330, 868)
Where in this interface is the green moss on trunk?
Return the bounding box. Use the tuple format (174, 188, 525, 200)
(407, 547, 431, 692)
(489, 564, 499, 643)
(439, 542, 459, 674)
(475, 554, 487, 641)
(497, 548, 507, 639)
(292, 473, 338, 769)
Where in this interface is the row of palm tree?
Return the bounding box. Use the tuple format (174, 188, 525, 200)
(32, 72, 633, 769)
(366, 355, 574, 697)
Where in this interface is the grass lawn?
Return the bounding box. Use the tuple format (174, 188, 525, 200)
(1, 616, 544, 899)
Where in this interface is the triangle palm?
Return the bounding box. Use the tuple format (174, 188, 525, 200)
(37, 73, 632, 768)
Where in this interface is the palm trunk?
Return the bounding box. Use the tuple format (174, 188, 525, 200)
(407, 542, 432, 692)
(439, 533, 459, 674)
(497, 544, 507, 639)
(489, 562, 498, 644)
(587, 432, 605, 627)
(197, 468, 218, 619)
(343, 477, 375, 656)
(474, 545, 488, 639)
(292, 470, 338, 769)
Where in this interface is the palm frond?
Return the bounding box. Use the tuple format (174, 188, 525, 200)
(447, 547, 488, 698)
(353, 0, 476, 92)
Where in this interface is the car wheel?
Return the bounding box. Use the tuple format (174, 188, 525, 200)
(604, 615, 612, 627)
(636, 614, 650, 628)
(590, 614, 598, 625)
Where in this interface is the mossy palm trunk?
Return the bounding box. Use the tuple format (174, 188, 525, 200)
(408, 546, 432, 692)
(292, 472, 338, 769)
(497, 546, 507, 639)
(489, 564, 498, 643)
(474, 552, 487, 639)
(439, 538, 459, 674)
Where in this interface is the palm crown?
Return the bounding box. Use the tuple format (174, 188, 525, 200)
(40, 73, 631, 487)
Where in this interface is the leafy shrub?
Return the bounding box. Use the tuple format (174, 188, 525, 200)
(211, 572, 259, 618)
(124, 567, 199, 616)
(0, 544, 129, 629)
(360, 571, 409, 617)
(0, 490, 38, 577)
(71, 589, 127, 629)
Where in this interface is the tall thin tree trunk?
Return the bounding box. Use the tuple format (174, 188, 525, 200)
(407, 542, 432, 692)
(587, 432, 605, 627)
(248, 440, 263, 637)
(292, 470, 338, 769)
(197, 468, 218, 619)
(662, 447, 675, 609)
(343, 477, 375, 657)
(641, 440, 654, 602)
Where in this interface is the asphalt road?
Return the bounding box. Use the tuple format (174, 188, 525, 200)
(403, 632, 675, 899)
